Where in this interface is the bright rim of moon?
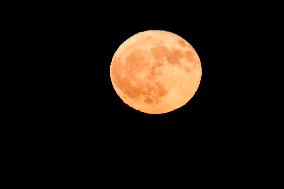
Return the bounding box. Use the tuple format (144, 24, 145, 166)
(110, 30, 202, 114)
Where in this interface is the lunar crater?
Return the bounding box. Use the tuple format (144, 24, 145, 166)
(178, 39, 187, 47)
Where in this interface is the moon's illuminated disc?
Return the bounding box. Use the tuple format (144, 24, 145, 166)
(110, 30, 202, 114)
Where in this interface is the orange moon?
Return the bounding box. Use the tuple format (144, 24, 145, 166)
(110, 30, 202, 114)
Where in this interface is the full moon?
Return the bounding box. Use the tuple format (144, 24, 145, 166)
(110, 30, 202, 114)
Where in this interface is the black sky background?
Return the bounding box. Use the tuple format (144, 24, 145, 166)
(11, 1, 279, 147)
(39, 4, 248, 130)
(3, 2, 282, 182)
(76, 9, 216, 130)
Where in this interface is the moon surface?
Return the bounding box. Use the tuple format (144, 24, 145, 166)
(110, 30, 202, 114)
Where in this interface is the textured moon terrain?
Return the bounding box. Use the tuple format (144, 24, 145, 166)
(110, 30, 202, 114)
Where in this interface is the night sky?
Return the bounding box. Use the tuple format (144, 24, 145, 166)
(23, 1, 271, 143)
(5, 3, 279, 180)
